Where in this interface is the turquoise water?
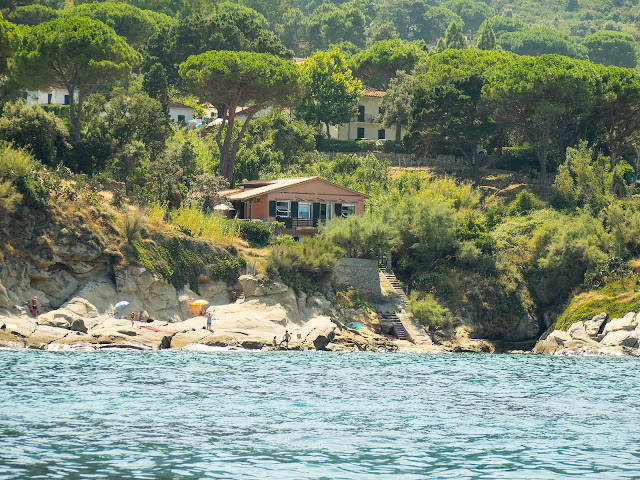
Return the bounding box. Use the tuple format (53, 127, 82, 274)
(1, 350, 639, 479)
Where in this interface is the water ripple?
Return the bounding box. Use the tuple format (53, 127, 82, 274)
(1, 351, 640, 479)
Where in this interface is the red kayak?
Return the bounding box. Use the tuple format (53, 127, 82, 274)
(139, 325, 162, 333)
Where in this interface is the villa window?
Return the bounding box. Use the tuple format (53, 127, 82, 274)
(298, 202, 311, 219)
(342, 204, 356, 217)
(357, 105, 365, 122)
(378, 129, 386, 140)
(357, 127, 365, 139)
(276, 200, 290, 217)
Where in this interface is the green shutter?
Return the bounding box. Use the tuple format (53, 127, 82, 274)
(334, 204, 342, 217)
(312, 202, 320, 218)
(269, 200, 276, 217)
(291, 201, 298, 218)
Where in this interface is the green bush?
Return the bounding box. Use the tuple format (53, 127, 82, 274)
(495, 146, 537, 171)
(407, 290, 449, 330)
(507, 190, 545, 215)
(266, 237, 343, 293)
(238, 220, 272, 247)
(316, 137, 405, 154)
(320, 215, 394, 259)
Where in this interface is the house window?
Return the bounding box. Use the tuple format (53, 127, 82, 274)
(378, 129, 386, 140)
(342, 204, 356, 217)
(357, 105, 365, 122)
(177, 115, 186, 124)
(64, 95, 69, 105)
(298, 202, 311, 219)
(47, 93, 52, 104)
(357, 127, 365, 139)
(276, 200, 290, 217)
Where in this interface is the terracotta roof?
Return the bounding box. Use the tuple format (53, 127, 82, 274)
(293, 57, 306, 64)
(362, 87, 385, 98)
(220, 176, 370, 201)
(168, 101, 193, 109)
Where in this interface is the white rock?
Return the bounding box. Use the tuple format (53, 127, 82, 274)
(602, 313, 637, 335)
(601, 330, 639, 348)
(584, 312, 607, 336)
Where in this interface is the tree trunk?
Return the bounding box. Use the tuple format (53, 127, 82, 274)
(395, 124, 402, 141)
(67, 87, 82, 145)
(496, 126, 504, 157)
(470, 151, 479, 185)
(537, 146, 548, 189)
(325, 122, 331, 139)
(219, 108, 236, 185)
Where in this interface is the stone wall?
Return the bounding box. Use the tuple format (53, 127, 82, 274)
(323, 151, 467, 169)
(333, 258, 382, 301)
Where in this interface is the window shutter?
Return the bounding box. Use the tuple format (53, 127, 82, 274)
(291, 201, 298, 218)
(269, 200, 276, 217)
(334, 204, 342, 217)
(312, 202, 320, 218)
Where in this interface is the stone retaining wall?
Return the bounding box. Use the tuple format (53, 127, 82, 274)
(333, 258, 382, 302)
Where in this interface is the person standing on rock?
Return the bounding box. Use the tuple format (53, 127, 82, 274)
(131, 312, 136, 327)
(281, 330, 291, 349)
(31, 297, 38, 317)
(272, 336, 278, 348)
(206, 312, 212, 331)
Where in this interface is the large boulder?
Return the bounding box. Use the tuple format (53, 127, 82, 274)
(601, 330, 640, 348)
(603, 312, 637, 335)
(533, 330, 570, 355)
(239, 275, 289, 298)
(567, 322, 591, 342)
(584, 312, 607, 337)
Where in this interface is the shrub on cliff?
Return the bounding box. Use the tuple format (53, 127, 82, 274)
(238, 221, 273, 247)
(320, 215, 394, 258)
(266, 237, 343, 293)
(407, 291, 449, 331)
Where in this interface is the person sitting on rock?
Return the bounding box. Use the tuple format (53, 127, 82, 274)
(230, 291, 237, 303)
(138, 311, 144, 322)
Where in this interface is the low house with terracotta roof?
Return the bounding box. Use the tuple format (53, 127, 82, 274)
(331, 87, 406, 141)
(219, 177, 369, 235)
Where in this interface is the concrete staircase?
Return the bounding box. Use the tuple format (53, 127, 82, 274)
(380, 312, 407, 340)
(379, 267, 432, 345)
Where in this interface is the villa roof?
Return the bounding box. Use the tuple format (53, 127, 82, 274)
(362, 87, 385, 98)
(168, 101, 192, 109)
(219, 176, 370, 201)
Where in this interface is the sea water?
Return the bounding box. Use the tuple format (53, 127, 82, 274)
(0, 350, 639, 479)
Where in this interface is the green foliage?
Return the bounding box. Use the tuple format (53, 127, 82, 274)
(121, 213, 144, 244)
(336, 286, 375, 310)
(11, 16, 141, 143)
(133, 236, 245, 292)
(552, 141, 613, 213)
(379, 70, 419, 141)
(7, 5, 58, 25)
(145, 7, 291, 84)
(315, 138, 405, 153)
(475, 21, 496, 49)
(555, 278, 640, 331)
(582, 30, 638, 68)
(507, 191, 545, 215)
(0, 179, 21, 219)
(444, 21, 467, 49)
(62, 2, 168, 48)
(0, 100, 69, 165)
(320, 215, 394, 259)
(180, 50, 303, 183)
(296, 47, 363, 139)
(350, 39, 425, 90)
(498, 27, 588, 59)
(441, 0, 495, 32)
(238, 220, 273, 247)
(407, 290, 449, 330)
(266, 237, 343, 293)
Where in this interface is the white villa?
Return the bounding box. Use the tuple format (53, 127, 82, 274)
(330, 87, 406, 141)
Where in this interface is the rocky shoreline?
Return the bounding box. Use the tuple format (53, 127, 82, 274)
(533, 312, 640, 356)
